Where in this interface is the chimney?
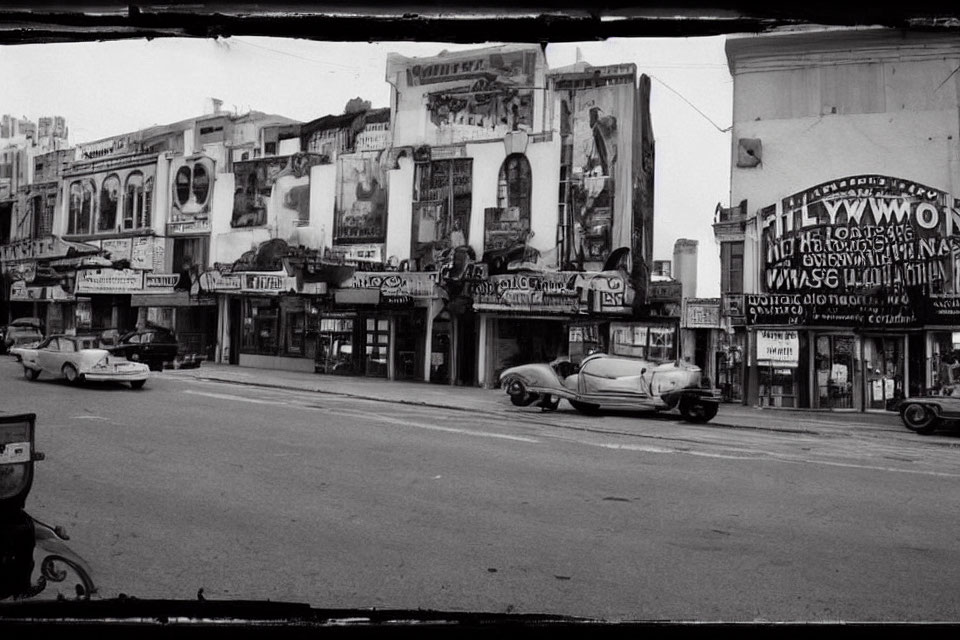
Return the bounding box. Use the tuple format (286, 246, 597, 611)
(672, 238, 698, 299)
(207, 98, 224, 115)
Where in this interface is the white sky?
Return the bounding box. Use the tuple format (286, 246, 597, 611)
(0, 35, 733, 296)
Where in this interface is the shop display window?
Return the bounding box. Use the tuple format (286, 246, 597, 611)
(758, 367, 798, 408)
(609, 322, 677, 362)
(929, 331, 960, 395)
(316, 316, 356, 375)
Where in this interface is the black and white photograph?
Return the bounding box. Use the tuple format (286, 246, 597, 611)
(1, 2, 960, 632)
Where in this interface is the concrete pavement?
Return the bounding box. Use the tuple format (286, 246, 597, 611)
(162, 362, 960, 443)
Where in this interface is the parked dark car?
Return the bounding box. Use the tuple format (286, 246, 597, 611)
(1, 318, 44, 355)
(106, 327, 201, 371)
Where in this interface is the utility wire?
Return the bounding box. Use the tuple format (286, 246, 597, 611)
(227, 37, 364, 72)
(650, 75, 732, 133)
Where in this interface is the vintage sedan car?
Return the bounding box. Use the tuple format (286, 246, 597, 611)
(499, 352, 721, 423)
(896, 395, 960, 434)
(12, 335, 150, 389)
(107, 326, 201, 371)
(2, 318, 44, 355)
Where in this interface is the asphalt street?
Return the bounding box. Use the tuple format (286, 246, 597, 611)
(2, 357, 960, 622)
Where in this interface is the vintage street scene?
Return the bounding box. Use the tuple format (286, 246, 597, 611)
(2, 7, 960, 629)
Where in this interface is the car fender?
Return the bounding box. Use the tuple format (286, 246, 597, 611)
(898, 398, 944, 417)
(500, 363, 573, 398)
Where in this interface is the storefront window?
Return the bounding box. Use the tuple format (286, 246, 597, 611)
(316, 316, 356, 375)
(242, 297, 279, 355)
(759, 368, 798, 408)
(610, 322, 677, 362)
(814, 335, 854, 409)
(930, 331, 960, 395)
(568, 323, 602, 365)
(281, 297, 306, 356)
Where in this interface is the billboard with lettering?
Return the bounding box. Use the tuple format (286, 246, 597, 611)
(754, 175, 960, 326)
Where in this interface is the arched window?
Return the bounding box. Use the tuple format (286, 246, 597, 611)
(497, 153, 532, 224)
(68, 180, 95, 235)
(123, 172, 144, 231)
(98, 174, 120, 232)
(174, 166, 191, 207)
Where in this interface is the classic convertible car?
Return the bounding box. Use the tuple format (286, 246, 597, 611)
(499, 352, 721, 423)
(12, 335, 150, 389)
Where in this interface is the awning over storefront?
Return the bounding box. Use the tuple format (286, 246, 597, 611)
(335, 289, 381, 305)
(130, 292, 217, 307)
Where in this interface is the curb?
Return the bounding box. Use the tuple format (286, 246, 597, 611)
(178, 372, 835, 436)
(166, 370, 960, 445)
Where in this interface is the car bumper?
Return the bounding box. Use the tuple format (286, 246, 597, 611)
(83, 368, 149, 382)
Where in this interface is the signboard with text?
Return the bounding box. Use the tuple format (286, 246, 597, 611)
(74, 268, 145, 294)
(756, 329, 799, 367)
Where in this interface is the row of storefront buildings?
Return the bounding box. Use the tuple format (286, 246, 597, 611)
(1, 44, 692, 389)
(11, 28, 958, 413)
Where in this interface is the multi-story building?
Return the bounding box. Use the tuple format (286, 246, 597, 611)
(200, 44, 657, 386)
(717, 27, 960, 411)
(0, 107, 302, 357)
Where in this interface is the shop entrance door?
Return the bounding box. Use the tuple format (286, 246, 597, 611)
(863, 335, 904, 410)
(814, 334, 856, 409)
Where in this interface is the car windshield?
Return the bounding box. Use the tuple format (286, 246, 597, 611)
(3, 7, 959, 629)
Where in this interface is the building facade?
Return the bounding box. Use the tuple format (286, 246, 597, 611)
(719, 27, 960, 411)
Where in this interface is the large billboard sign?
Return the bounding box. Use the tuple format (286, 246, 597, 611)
(753, 175, 960, 326)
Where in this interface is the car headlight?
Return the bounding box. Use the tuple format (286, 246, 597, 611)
(92, 356, 110, 370)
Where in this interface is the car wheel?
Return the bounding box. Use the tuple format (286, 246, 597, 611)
(680, 398, 719, 424)
(130, 380, 146, 390)
(62, 363, 81, 385)
(23, 366, 39, 381)
(901, 403, 938, 435)
(569, 400, 601, 416)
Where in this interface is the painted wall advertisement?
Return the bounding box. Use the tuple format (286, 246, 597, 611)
(756, 329, 799, 367)
(415, 49, 537, 134)
(232, 153, 325, 228)
(335, 156, 388, 244)
(755, 175, 960, 326)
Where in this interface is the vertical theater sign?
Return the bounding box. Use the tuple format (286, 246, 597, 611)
(748, 175, 960, 326)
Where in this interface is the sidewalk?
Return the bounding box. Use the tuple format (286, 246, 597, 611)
(162, 362, 930, 439)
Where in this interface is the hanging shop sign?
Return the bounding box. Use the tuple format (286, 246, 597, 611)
(575, 271, 634, 315)
(239, 271, 298, 295)
(10, 281, 74, 302)
(647, 280, 682, 302)
(347, 271, 442, 304)
(74, 268, 145, 294)
(755, 329, 799, 368)
(682, 298, 722, 329)
(327, 243, 384, 265)
(198, 270, 242, 292)
(473, 272, 580, 314)
(0, 236, 101, 264)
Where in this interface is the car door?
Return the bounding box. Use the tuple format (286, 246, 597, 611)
(35, 338, 62, 374)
